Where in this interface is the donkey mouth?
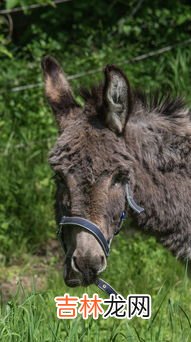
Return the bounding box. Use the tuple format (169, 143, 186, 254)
(65, 277, 96, 287)
(64, 264, 97, 287)
(65, 278, 82, 287)
(64, 266, 82, 287)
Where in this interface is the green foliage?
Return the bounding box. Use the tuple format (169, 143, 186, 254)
(5, 0, 52, 10)
(6, 0, 20, 9)
(0, 1, 191, 339)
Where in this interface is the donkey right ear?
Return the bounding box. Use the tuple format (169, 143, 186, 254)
(103, 65, 132, 134)
(41, 56, 76, 123)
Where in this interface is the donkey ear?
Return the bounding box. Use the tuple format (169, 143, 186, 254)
(103, 65, 132, 134)
(41, 56, 76, 124)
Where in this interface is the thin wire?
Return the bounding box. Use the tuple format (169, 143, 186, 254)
(1, 38, 191, 154)
(7, 38, 191, 93)
(0, 0, 71, 15)
(1, 37, 191, 153)
(131, 0, 144, 17)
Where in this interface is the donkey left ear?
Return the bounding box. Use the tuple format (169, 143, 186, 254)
(103, 65, 132, 134)
(41, 55, 77, 125)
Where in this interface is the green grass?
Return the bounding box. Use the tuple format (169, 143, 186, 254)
(0, 233, 191, 342)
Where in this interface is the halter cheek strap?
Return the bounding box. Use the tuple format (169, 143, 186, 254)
(126, 184, 144, 214)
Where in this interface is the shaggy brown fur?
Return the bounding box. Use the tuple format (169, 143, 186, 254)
(42, 56, 191, 285)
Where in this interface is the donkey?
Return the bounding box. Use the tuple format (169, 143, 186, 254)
(42, 56, 191, 287)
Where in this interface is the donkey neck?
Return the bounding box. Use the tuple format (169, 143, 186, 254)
(125, 117, 191, 237)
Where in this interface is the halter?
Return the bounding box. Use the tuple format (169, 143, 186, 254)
(57, 184, 144, 296)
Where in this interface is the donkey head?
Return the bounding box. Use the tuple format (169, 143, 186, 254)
(42, 56, 134, 287)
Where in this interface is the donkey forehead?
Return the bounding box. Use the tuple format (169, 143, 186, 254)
(49, 118, 127, 177)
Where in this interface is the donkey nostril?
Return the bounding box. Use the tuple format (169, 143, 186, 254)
(97, 255, 107, 274)
(71, 254, 107, 276)
(71, 256, 82, 274)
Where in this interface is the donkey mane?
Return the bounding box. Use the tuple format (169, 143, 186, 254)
(80, 84, 190, 123)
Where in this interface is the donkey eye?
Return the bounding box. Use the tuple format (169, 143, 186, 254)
(67, 200, 71, 208)
(63, 199, 70, 209)
(111, 173, 122, 186)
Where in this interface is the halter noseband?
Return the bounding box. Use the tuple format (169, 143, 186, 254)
(57, 184, 144, 296)
(59, 216, 110, 257)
